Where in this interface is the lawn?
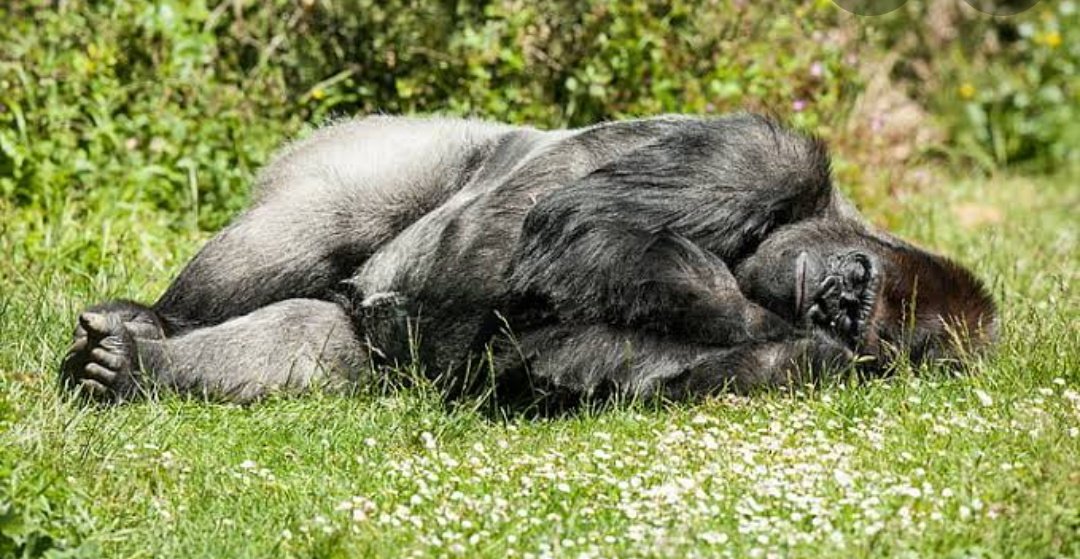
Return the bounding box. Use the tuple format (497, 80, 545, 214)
(1, 171, 1077, 558)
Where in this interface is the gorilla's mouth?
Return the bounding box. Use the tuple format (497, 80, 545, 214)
(796, 251, 879, 346)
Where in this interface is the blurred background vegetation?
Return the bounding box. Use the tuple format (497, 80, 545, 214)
(0, 0, 1076, 232)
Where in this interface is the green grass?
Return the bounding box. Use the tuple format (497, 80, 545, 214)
(1, 171, 1077, 558)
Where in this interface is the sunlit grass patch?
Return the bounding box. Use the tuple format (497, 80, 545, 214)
(1, 173, 1077, 557)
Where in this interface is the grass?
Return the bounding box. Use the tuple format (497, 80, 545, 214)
(0, 171, 1077, 558)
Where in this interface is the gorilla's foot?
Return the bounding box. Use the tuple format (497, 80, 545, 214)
(60, 303, 164, 403)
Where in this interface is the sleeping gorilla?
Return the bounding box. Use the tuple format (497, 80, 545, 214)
(60, 114, 997, 404)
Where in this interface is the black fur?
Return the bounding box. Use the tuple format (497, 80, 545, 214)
(59, 114, 997, 404)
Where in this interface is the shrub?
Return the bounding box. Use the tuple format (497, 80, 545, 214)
(858, 0, 1078, 171)
(0, 0, 1072, 230)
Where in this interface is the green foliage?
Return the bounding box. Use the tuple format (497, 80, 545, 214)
(0, 0, 299, 230)
(952, 4, 1080, 170)
(860, 0, 1079, 171)
(0, 466, 99, 558)
(269, 0, 860, 127)
(0, 0, 864, 229)
(2, 1, 1074, 229)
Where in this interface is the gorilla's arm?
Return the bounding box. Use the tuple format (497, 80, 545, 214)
(510, 115, 833, 347)
(509, 225, 793, 346)
(496, 324, 853, 402)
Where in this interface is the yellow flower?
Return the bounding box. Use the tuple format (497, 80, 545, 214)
(310, 88, 326, 101)
(1044, 32, 1062, 49)
(959, 83, 976, 100)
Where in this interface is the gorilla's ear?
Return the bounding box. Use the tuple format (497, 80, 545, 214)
(874, 243, 997, 367)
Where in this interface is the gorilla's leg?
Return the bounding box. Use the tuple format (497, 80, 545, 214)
(60, 117, 516, 401)
(60, 299, 364, 403)
(501, 324, 854, 402)
(152, 200, 366, 333)
(152, 117, 514, 333)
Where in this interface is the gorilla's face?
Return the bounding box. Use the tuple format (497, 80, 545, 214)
(735, 220, 885, 350)
(736, 218, 997, 367)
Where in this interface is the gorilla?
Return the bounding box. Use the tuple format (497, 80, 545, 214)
(60, 114, 997, 404)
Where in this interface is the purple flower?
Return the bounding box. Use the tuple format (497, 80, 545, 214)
(871, 115, 885, 133)
(810, 62, 824, 78)
(793, 99, 808, 112)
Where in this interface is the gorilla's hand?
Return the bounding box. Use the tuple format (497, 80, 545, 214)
(797, 330, 859, 375)
(797, 251, 878, 347)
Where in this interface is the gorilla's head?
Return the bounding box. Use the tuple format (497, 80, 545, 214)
(735, 219, 997, 369)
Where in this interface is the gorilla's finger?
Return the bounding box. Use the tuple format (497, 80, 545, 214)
(98, 336, 131, 353)
(84, 362, 119, 385)
(64, 337, 88, 357)
(90, 348, 127, 372)
(79, 312, 113, 338)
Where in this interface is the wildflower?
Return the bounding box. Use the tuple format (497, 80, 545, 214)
(698, 531, 729, 545)
(959, 83, 976, 100)
(792, 99, 808, 112)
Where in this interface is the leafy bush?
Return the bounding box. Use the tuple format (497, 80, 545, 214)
(0, 1, 299, 230)
(858, 0, 1078, 171)
(0, 0, 862, 227)
(0, 0, 1073, 230)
